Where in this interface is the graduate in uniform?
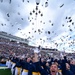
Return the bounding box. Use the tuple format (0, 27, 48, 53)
(70, 60, 75, 75)
(6, 58, 12, 69)
(14, 58, 22, 75)
(39, 58, 50, 75)
(28, 50, 48, 75)
(21, 57, 32, 75)
(11, 57, 18, 75)
(49, 63, 62, 75)
(65, 63, 74, 75)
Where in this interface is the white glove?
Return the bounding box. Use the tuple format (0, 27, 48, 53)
(34, 48, 40, 53)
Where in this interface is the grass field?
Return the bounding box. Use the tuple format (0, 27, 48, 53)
(0, 67, 12, 75)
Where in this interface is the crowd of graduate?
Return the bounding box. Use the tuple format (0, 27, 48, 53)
(6, 52, 75, 75)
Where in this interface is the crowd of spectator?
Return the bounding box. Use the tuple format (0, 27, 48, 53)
(0, 37, 35, 58)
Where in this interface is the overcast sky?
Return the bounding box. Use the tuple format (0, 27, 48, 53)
(0, 0, 75, 53)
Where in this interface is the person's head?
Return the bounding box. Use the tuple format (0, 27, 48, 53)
(50, 63, 58, 75)
(54, 62, 58, 66)
(64, 56, 67, 59)
(66, 63, 70, 70)
(41, 58, 45, 62)
(31, 56, 35, 62)
(70, 60, 74, 65)
(26, 57, 31, 63)
(46, 62, 49, 67)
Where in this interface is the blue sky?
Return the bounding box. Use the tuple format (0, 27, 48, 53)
(0, 0, 75, 53)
